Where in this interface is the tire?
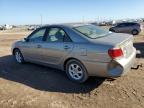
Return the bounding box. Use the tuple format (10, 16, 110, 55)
(109, 28, 115, 32)
(132, 29, 139, 35)
(111, 30, 115, 32)
(14, 49, 25, 64)
(66, 59, 88, 83)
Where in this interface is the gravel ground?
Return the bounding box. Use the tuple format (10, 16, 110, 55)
(0, 29, 144, 108)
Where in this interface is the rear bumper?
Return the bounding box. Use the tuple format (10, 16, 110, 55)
(84, 48, 136, 77)
(108, 47, 136, 77)
(138, 29, 142, 33)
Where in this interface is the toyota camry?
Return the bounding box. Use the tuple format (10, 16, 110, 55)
(12, 24, 136, 83)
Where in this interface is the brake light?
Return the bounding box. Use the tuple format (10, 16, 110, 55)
(108, 48, 123, 59)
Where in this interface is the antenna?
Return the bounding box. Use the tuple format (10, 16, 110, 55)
(82, 16, 85, 23)
(40, 15, 43, 25)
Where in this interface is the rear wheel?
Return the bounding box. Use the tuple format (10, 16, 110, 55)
(132, 29, 139, 35)
(14, 49, 24, 63)
(66, 59, 88, 83)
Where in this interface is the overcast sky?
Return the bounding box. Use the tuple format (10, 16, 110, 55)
(0, 0, 144, 25)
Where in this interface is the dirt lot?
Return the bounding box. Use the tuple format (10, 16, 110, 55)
(0, 28, 144, 108)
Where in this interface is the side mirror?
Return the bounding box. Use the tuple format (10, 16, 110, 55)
(24, 38, 29, 42)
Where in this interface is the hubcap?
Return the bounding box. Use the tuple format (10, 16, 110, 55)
(15, 51, 22, 63)
(68, 64, 83, 80)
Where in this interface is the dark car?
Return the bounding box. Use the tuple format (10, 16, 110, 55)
(109, 22, 142, 35)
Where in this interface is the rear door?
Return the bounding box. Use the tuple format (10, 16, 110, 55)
(39, 27, 73, 65)
(124, 23, 133, 33)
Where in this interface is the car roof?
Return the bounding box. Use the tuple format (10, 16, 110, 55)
(118, 22, 139, 24)
(40, 23, 91, 29)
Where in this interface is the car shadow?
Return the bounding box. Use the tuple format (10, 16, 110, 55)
(134, 42, 144, 58)
(0, 55, 105, 94)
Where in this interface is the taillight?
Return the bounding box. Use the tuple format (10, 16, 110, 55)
(108, 48, 123, 59)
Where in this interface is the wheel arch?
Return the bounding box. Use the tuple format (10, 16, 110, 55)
(132, 29, 138, 31)
(12, 48, 20, 55)
(131, 29, 139, 35)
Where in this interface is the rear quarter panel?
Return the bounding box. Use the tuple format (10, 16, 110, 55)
(86, 43, 112, 63)
(63, 43, 112, 63)
(66, 43, 112, 76)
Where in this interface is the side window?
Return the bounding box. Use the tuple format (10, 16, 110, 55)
(46, 27, 71, 42)
(128, 23, 134, 26)
(64, 34, 72, 42)
(29, 28, 46, 42)
(125, 23, 131, 26)
(118, 24, 125, 27)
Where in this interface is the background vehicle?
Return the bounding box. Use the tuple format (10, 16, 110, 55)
(0, 26, 4, 30)
(109, 22, 142, 35)
(3, 24, 13, 30)
(12, 24, 136, 83)
(27, 25, 41, 31)
(27, 26, 36, 31)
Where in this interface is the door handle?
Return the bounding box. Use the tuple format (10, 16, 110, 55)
(64, 45, 70, 50)
(37, 45, 42, 48)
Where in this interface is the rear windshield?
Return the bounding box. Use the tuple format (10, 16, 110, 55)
(73, 25, 110, 39)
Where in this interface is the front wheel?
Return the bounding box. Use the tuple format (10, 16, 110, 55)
(14, 49, 25, 64)
(66, 60, 88, 83)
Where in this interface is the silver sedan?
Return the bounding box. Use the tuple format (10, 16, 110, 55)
(12, 24, 136, 83)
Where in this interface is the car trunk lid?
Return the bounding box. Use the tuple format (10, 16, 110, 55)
(89, 33, 134, 58)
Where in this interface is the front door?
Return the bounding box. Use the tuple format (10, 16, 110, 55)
(116, 23, 127, 33)
(21, 27, 47, 62)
